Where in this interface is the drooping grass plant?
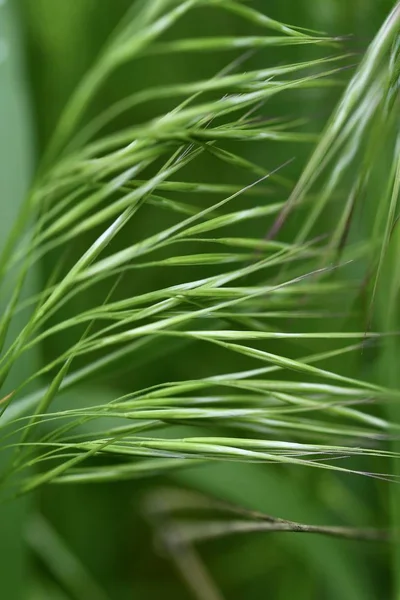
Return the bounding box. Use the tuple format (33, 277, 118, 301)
(1, 0, 400, 596)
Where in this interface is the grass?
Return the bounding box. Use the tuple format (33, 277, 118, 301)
(1, 0, 400, 597)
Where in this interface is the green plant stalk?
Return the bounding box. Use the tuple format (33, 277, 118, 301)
(376, 153, 400, 598)
(0, 2, 36, 598)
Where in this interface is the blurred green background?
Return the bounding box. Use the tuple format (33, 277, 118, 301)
(0, 0, 396, 598)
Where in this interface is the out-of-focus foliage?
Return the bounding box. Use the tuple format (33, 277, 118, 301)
(0, 1, 35, 597)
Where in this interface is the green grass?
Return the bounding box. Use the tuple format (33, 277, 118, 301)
(1, 0, 400, 598)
